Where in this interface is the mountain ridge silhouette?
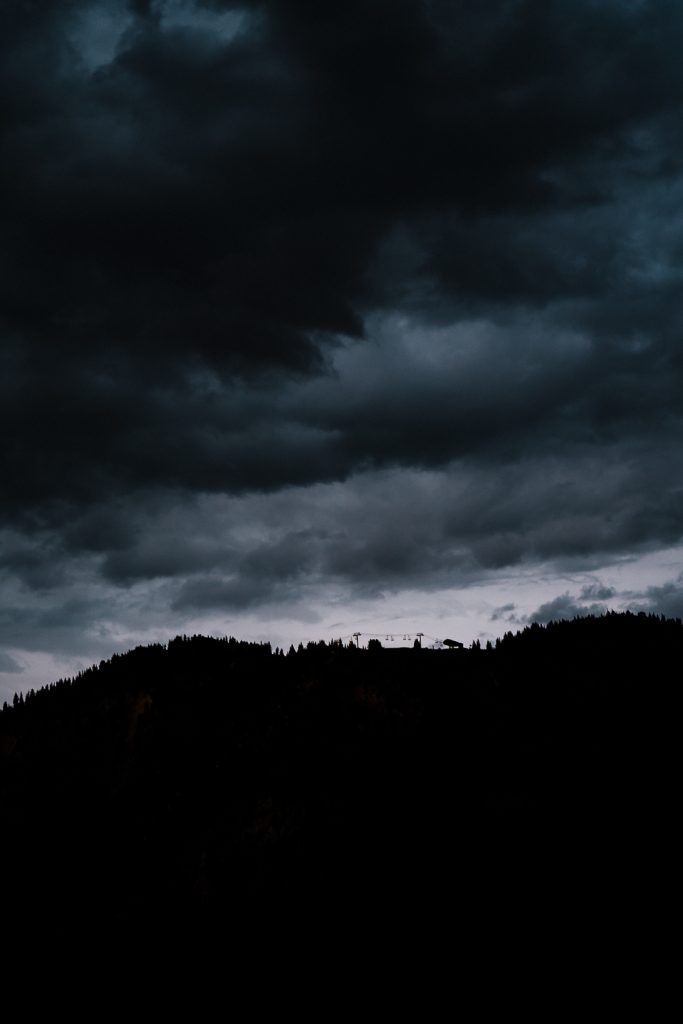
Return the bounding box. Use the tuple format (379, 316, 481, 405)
(0, 611, 675, 941)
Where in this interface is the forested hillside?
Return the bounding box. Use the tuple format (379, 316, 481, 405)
(0, 612, 675, 940)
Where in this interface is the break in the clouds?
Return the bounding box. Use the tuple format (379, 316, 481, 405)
(3, 0, 683, 694)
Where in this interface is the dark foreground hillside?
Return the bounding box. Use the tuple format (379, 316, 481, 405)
(0, 612, 676, 943)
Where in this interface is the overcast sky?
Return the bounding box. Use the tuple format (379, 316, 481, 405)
(3, 0, 683, 698)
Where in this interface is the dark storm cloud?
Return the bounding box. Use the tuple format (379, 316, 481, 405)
(4, 0, 683, 652)
(491, 603, 516, 622)
(526, 573, 683, 626)
(28, 443, 678, 617)
(0, 652, 24, 674)
(580, 582, 616, 601)
(631, 575, 683, 619)
(529, 593, 609, 624)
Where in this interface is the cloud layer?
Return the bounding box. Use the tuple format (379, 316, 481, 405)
(3, 1, 683, 687)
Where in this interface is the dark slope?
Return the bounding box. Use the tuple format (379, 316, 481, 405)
(0, 613, 676, 940)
